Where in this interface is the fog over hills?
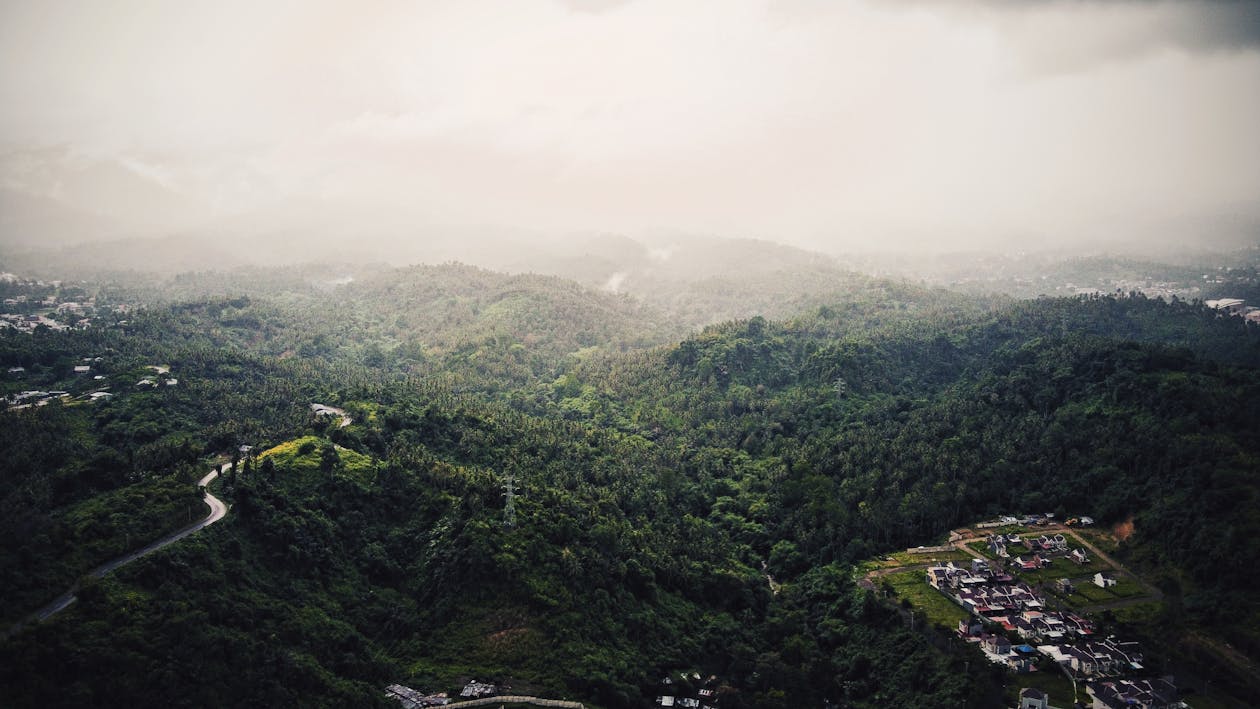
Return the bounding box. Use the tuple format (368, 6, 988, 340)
(2, 0, 1258, 260)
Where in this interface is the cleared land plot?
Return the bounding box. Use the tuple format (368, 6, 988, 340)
(1060, 576, 1149, 607)
(1066, 582, 1115, 605)
(888, 549, 972, 565)
(884, 570, 970, 629)
(965, 540, 993, 558)
(1070, 528, 1121, 554)
(1015, 557, 1110, 583)
(1111, 601, 1162, 625)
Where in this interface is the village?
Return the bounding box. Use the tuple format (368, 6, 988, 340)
(5, 357, 176, 411)
(864, 515, 1191, 709)
(0, 272, 135, 334)
(384, 679, 589, 709)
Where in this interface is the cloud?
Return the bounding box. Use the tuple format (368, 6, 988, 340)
(1, 0, 1257, 253)
(874, 0, 1260, 74)
(555, 0, 635, 14)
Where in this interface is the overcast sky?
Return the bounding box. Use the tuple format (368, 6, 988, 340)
(2, 0, 1258, 252)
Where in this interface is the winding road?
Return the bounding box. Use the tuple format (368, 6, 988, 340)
(4, 464, 231, 637)
(6, 406, 357, 637)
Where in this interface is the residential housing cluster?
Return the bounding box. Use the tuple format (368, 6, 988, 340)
(924, 527, 1187, 708)
(0, 272, 135, 334)
(1206, 296, 1260, 325)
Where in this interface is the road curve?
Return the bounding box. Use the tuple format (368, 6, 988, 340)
(4, 463, 232, 636)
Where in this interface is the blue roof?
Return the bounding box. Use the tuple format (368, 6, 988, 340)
(1014, 644, 1037, 653)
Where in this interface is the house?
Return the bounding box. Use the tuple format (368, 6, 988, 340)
(1205, 298, 1246, 315)
(926, 567, 951, 589)
(1009, 645, 1039, 673)
(656, 697, 675, 707)
(1063, 614, 1095, 636)
(1061, 644, 1108, 676)
(459, 680, 496, 698)
(1086, 678, 1180, 708)
(1018, 687, 1049, 709)
(1079, 516, 1095, 526)
(1056, 578, 1074, 594)
(73, 365, 91, 374)
(1032, 535, 1068, 553)
(1048, 639, 1142, 677)
(1093, 572, 1117, 588)
(1014, 554, 1049, 571)
(958, 619, 985, 637)
(1088, 638, 1143, 671)
(1069, 548, 1090, 565)
(982, 634, 1011, 656)
(384, 684, 449, 707)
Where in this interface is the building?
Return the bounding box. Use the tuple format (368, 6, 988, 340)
(1086, 678, 1182, 708)
(1093, 572, 1117, 588)
(384, 685, 449, 707)
(1205, 298, 1246, 314)
(1018, 687, 1049, 709)
(460, 680, 496, 698)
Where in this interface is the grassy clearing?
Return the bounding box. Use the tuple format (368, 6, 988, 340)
(1112, 601, 1163, 625)
(1060, 576, 1148, 607)
(258, 435, 375, 477)
(1071, 528, 1120, 554)
(883, 570, 970, 629)
(979, 524, 1031, 536)
(888, 549, 972, 565)
(1016, 557, 1110, 584)
(965, 540, 992, 558)
(1109, 576, 1145, 598)
(1069, 582, 1115, 604)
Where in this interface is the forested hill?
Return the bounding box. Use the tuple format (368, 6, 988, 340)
(2, 270, 1259, 706)
(537, 293, 1260, 664)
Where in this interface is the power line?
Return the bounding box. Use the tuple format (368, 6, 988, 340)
(502, 473, 519, 529)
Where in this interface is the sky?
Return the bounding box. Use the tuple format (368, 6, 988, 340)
(1, 0, 1259, 253)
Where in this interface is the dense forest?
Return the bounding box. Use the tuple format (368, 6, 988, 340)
(1, 261, 1258, 707)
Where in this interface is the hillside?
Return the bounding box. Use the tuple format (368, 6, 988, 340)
(1, 269, 1258, 707)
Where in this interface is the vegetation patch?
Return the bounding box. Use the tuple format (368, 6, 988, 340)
(883, 569, 970, 629)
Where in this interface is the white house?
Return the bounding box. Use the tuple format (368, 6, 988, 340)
(1018, 686, 1049, 709)
(1093, 572, 1117, 588)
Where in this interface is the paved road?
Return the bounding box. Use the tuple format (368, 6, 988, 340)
(4, 463, 231, 636)
(311, 403, 353, 429)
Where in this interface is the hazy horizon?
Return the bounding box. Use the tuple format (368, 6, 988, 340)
(2, 0, 1259, 256)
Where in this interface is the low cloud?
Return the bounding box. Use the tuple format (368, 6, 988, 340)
(1, 0, 1257, 254)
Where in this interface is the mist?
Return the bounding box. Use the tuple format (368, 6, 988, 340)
(2, 0, 1258, 258)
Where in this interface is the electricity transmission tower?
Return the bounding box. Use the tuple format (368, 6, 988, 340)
(502, 473, 519, 529)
